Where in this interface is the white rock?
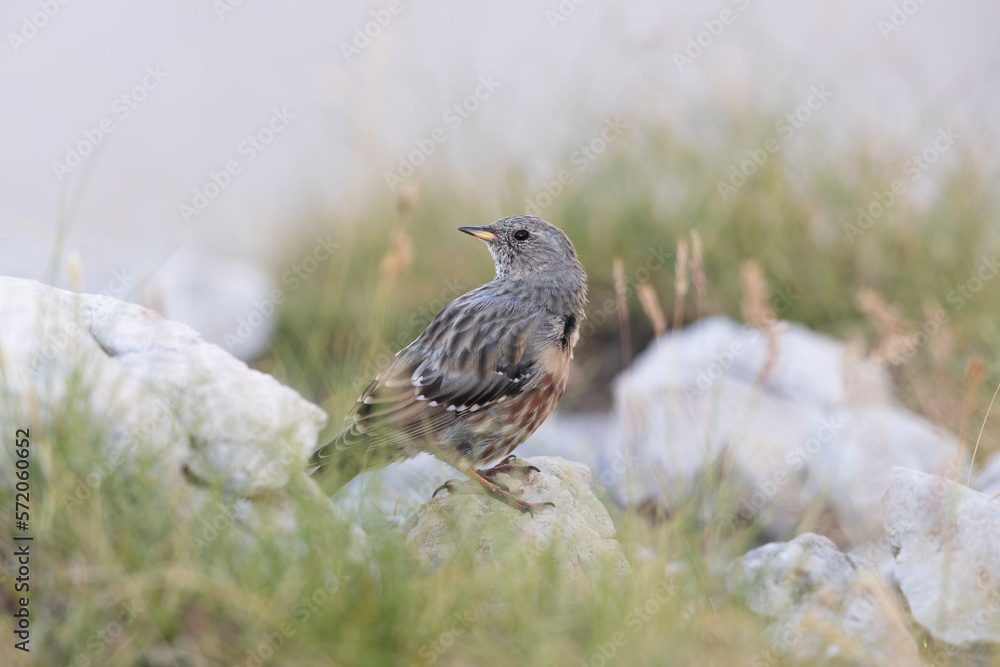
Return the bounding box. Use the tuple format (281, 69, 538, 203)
(331, 412, 624, 519)
(973, 450, 1000, 499)
(0, 277, 326, 497)
(615, 316, 962, 545)
(883, 467, 1000, 646)
(729, 533, 921, 665)
(404, 456, 632, 590)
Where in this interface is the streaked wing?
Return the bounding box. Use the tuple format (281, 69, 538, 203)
(309, 292, 542, 470)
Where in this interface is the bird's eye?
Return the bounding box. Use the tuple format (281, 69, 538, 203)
(513, 229, 530, 241)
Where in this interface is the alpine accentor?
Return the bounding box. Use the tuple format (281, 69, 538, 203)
(309, 216, 587, 512)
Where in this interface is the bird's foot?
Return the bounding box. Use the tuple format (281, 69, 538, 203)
(432, 480, 462, 498)
(433, 477, 510, 496)
(471, 469, 554, 516)
(477, 455, 540, 481)
(431, 469, 554, 516)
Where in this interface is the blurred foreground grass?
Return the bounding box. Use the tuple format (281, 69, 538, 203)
(3, 103, 1000, 666)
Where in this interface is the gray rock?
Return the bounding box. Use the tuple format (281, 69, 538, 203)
(331, 411, 625, 519)
(615, 316, 962, 546)
(883, 467, 1000, 646)
(973, 450, 1000, 499)
(0, 277, 326, 497)
(404, 456, 632, 590)
(729, 533, 921, 665)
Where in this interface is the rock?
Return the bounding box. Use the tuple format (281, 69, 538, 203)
(973, 450, 1000, 499)
(615, 316, 962, 545)
(729, 533, 921, 665)
(0, 277, 326, 497)
(404, 456, 632, 590)
(883, 467, 1000, 646)
(332, 412, 625, 519)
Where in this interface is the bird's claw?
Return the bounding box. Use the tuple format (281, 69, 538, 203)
(518, 500, 556, 516)
(478, 456, 541, 480)
(432, 480, 457, 498)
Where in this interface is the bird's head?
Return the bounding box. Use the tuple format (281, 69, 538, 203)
(458, 216, 585, 291)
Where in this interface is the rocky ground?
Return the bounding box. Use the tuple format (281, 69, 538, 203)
(2, 276, 999, 665)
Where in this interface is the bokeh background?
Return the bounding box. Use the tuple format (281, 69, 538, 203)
(3, 0, 1000, 664)
(5, 0, 1000, 413)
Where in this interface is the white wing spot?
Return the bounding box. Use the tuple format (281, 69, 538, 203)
(497, 396, 507, 403)
(429, 400, 439, 407)
(416, 394, 426, 401)
(446, 405, 457, 412)
(456, 405, 467, 411)
(363, 396, 375, 404)
(470, 405, 480, 412)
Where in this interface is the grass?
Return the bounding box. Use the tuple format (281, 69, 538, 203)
(2, 99, 999, 665)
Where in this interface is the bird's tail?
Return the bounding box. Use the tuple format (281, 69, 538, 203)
(307, 433, 397, 496)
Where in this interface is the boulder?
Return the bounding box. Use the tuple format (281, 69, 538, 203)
(615, 316, 962, 545)
(729, 533, 921, 665)
(883, 467, 1000, 646)
(973, 450, 1000, 499)
(0, 277, 326, 497)
(404, 456, 632, 591)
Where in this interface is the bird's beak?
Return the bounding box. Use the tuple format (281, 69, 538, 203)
(458, 226, 498, 243)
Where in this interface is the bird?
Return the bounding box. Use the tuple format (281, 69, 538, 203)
(309, 215, 588, 513)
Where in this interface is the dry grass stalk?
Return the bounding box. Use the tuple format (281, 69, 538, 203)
(855, 289, 910, 367)
(396, 182, 419, 218)
(67, 250, 83, 292)
(956, 357, 988, 481)
(613, 258, 632, 369)
(375, 228, 414, 310)
(672, 238, 689, 330)
(739, 259, 779, 383)
(379, 228, 413, 281)
(637, 282, 667, 338)
(969, 380, 1000, 486)
(690, 230, 706, 319)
